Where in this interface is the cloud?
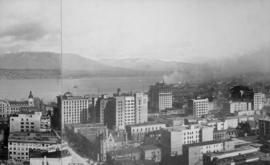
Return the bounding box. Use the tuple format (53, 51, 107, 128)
(0, 22, 47, 41)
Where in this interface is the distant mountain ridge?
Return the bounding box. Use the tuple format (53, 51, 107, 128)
(0, 52, 117, 71)
(0, 52, 61, 70)
(1, 50, 270, 80)
(99, 58, 197, 71)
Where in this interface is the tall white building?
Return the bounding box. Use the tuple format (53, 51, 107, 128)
(189, 98, 209, 117)
(254, 93, 265, 110)
(57, 92, 90, 128)
(104, 93, 148, 130)
(10, 111, 51, 133)
(135, 93, 148, 124)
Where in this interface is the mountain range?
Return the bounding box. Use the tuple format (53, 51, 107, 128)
(1, 50, 270, 80)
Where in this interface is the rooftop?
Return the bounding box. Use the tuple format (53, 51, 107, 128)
(259, 117, 270, 122)
(205, 145, 259, 157)
(184, 140, 225, 148)
(128, 122, 165, 127)
(30, 149, 71, 158)
(9, 101, 28, 105)
(9, 132, 60, 144)
(108, 147, 141, 156)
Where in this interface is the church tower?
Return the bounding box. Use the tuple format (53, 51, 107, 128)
(28, 91, 34, 107)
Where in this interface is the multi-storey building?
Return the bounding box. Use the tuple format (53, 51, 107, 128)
(126, 122, 166, 141)
(8, 132, 62, 162)
(104, 93, 148, 130)
(259, 118, 270, 140)
(160, 124, 215, 156)
(0, 100, 10, 118)
(183, 140, 235, 165)
(203, 145, 260, 165)
(223, 117, 239, 129)
(254, 92, 265, 110)
(57, 92, 90, 129)
(140, 145, 162, 163)
(189, 98, 209, 117)
(149, 82, 173, 112)
(225, 101, 252, 113)
(95, 95, 109, 123)
(0, 91, 35, 118)
(10, 111, 51, 133)
(135, 93, 148, 123)
(160, 125, 201, 156)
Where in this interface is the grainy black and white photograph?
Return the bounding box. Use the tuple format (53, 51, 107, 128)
(1, 0, 270, 165)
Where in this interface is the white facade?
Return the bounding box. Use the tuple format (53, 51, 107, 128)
(162, 125, 201, 156)
(158, 92, 173, 111)
(207, 120, 228, 131)
(10, 112, 51, 133)
(236, 110, 255, 116)
(127, 122, 166, 139)
(254, 93, 265, 110)
(200, 142, 224, 154)
(224, 117, 239, 129)
(30, 156, 72, 165)
(201, 126, 214, 142)
(8, 132, 62, 162)
(229, 101, 252, 113)
(58, 93, 90, 128)
(111, 93, 148, 130)
(135, 93, 148, 124)
(191, 99, 209, 117)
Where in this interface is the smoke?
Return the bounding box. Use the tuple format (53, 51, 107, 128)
(163, 69, 210, 84)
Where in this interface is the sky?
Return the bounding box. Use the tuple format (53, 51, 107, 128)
(0, 0, 270, 63)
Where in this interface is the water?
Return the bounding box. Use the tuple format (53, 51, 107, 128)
(0, 76, 162, 102)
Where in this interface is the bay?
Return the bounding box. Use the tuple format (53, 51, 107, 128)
(0, 76, 161, 102)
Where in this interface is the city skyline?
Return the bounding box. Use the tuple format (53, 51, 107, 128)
(0, 0, 270, 63)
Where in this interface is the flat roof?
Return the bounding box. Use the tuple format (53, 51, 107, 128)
(30, 149, 71, 158)
(9, 132, 60, 144)
(128, 122, 165, 127)
(184, 140, 225, 148)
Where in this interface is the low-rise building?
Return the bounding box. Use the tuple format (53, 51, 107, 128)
(107, 147, 141, 162)
(140, 145, 161, 163)
(8, 132, 62, 162)
(126, 122, 166, 141)
(29, 149, 72, 165)
(160, 125, 201, 156)
(183, 140, 235, 165)
(223, 117, 239, 129)
(203, 145, 260, 165)
(213, 130, 229, 141)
